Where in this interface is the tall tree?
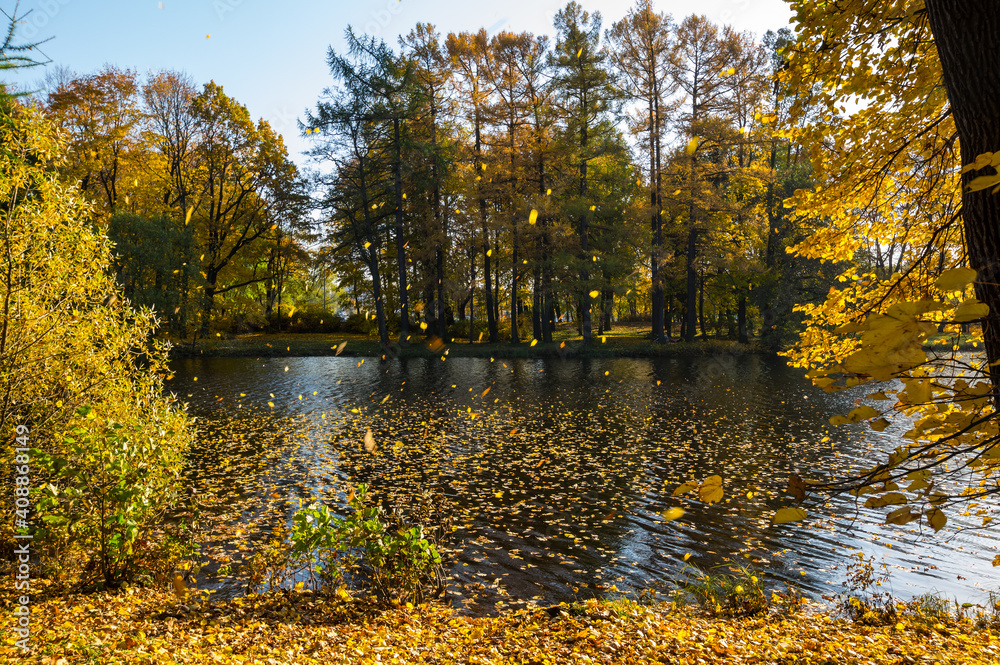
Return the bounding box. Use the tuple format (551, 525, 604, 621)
(607, 0, 675, 342)
(401, 24, 453, 341)
(308, 32, 407, 351)
(189, 82, 301, 334)
(669, 14, 737, 341)
(446, 29, 499, 342)
(550, 1, 618, 344)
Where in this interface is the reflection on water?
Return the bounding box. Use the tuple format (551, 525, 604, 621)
(168, 353, 1000, 613)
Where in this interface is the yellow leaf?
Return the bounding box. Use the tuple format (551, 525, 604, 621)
(772, 507, 808, 525)
(870, 417, 891, 432)
(364, 241, 371, 249)
(661, 507, 685, 522)
(530, 339, 538, 347)
(686, 137, 699, 154)
(577, 48, 583, 57)
(335, 341, 347, 355)
(589, 290, 600, 298)
(847, 405, 878, 422)
(927, 507, 946, 532)
(363, 429, 376, 453)
(954, 299, 989, 322)
(682, 552, 692, 561)
(529, 209, 538, 225)
(672, 481, 698, 497)
(184, 207, 193, 226)
(698, 475, 724, 504)
(885, 507, 919, 525)
(935, 267, 977, 291)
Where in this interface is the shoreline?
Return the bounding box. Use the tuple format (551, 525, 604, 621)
(165, 332, 769, 360)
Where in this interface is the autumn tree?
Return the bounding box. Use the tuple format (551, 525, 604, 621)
(188, 82, 302, 334)
(308, 32, 409, 350)
(401, 24, 454, 341)
(550, 1, 619, 344)
(46, 66, 143, 214)
(668, 15, 739, 342)
(447, 29, 498, 341)
(606, 0, 675, 342)
(772, 0, 1000, 533)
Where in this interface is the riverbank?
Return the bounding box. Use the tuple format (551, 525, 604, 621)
(165, 326, 982, 360)
(166, 325, 766, 360)
(3, 587, 998, 664)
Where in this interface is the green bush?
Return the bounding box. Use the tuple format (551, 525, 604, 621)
(251, 484, 449, 604)
(31, 405, 193, 590)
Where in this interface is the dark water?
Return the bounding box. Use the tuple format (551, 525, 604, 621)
(167, 353, 1000, 613)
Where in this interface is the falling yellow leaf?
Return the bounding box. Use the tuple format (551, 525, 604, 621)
(529, 209, 538, 225)
(577, 47, 583, 57)
(546, 188, 551, 195)
(683, 553, 692, 561)
(589, 290, 600, 298)
(184, 206, 193, 226)
(335, 341, 347, 355)
(487, 249, 492, 257)
(661, 507, 685, 522)
(530, 339, 538, 347)
(363, 429, 376, 453)
(686, 137, 699, 154)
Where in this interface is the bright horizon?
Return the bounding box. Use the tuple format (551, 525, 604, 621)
(5, 0, 793, 168)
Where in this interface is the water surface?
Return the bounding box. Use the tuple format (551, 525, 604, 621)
(168, 353, 1000, 613)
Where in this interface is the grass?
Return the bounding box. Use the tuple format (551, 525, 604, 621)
(166, 323, 765, 359)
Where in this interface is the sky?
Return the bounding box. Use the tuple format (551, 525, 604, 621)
(5, 0, 794, 168)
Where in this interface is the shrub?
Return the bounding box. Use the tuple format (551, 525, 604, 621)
(32, 405, 194, 589)
(250, 484, 450, 604)
(0, 103, 196, 589)
(836, 551, 897, 625)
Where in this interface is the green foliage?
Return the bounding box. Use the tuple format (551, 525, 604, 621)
(250, 484, 449, 605)
(31, 405, 193, 589)
(107, 211, 196, 333)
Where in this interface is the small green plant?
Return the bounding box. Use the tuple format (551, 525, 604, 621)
(677, 563, 768, 617)
(836, 551, 897, 625)
(254, 484, 449, 604)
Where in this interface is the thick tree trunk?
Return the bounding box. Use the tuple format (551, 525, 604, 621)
(926, 1, 1000, 401)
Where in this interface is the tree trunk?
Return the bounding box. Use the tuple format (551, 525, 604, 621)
(926, 1, 1000, 402)
(394, 118, 410, 344)
(738, 292, 748, 344)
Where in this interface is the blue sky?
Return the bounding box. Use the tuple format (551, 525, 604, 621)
(5, 0, 792, 167)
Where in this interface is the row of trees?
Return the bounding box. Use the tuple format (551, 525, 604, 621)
(306, 0, 834, 350)
(31, 1, 837, 349)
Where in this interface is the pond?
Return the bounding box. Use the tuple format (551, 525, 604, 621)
(168, 353, 1000, 614)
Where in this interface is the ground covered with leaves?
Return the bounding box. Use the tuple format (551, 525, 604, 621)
(4, 587, 999, 664)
